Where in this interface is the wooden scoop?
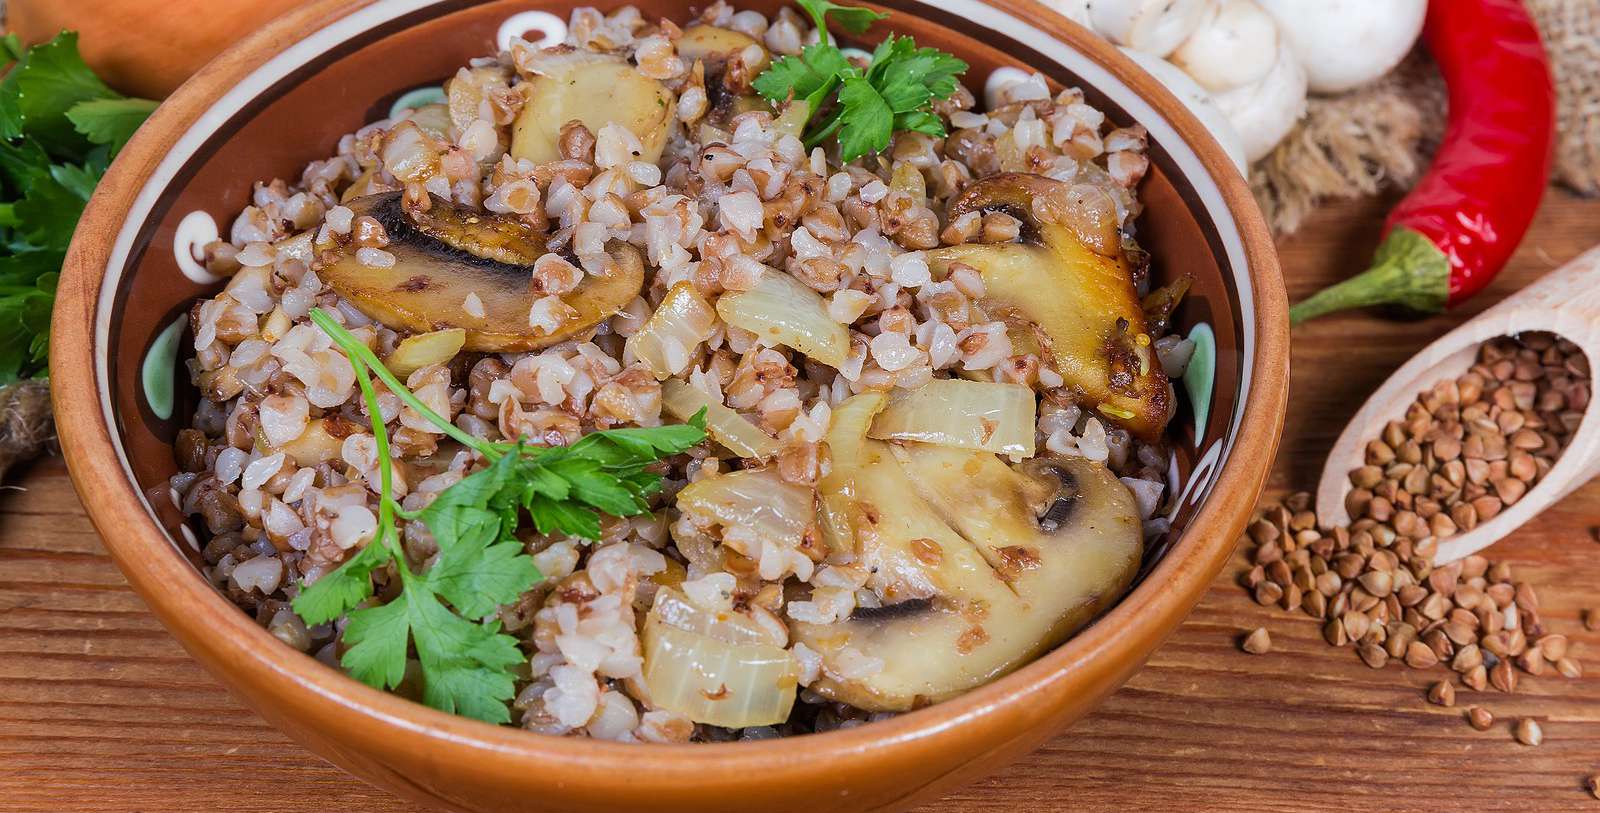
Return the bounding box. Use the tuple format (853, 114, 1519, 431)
(1315, 246, 1600, 565)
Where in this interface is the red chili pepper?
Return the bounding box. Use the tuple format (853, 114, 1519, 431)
(1288, 0, 1555, 325)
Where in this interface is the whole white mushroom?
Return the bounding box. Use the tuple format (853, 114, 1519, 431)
(1255, 0, 1426, 93)
(1041, 0, 1092, 28)
(1211, 38, 1307, 162)
(1169, 0, 1279, 93)
(1118, 46, 1248, 175)
(1088, 0, 1213, 58)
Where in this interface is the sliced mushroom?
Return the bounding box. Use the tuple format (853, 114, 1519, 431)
(319, 192, 643, 352)
(510, 55, 676, 165)
(789, 441, 1142, 711)
(677, 25, 771, 129)
(676, 25, 771, 76)
(928, 173, 1173, 439)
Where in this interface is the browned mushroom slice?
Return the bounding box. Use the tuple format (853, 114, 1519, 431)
(511, 55, 676, 165)
(927, 173, 1173, 439)
(676, 25, 771, 75)
(320, 192, 643, 352)
(675, 25, 772, 128)
(789, 441, 1142, 712)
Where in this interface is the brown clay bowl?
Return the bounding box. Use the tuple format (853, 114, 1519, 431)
(52, 1, 1288, 810)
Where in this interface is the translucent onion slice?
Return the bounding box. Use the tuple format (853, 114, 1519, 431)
(715, 271, 848, 367)
(772, 99, 810, 139)
(384, 327, 466, 378)
(641, 616, 798, 728)
(661, 379, 780, 459)
(868, 379, 1037, 458)
(625, 282, 717, 380)
(263, 417, 345, 467)
(675, 467, 813, 548)
(818, 392, 887, 556)
(652, 587, 778, 646)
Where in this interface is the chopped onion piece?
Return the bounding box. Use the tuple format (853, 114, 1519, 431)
(641, 616, 798, 727)
(652, 587, 779, 646)
(715, 271, 848, 367)
(772, 99, 811, 139)
(818, 392, 886, 555)
(890, 161, 927, 208)
(626, 282, 717, 379)
(868, 379, 1036, 458)
(384, 328, 466, 378)
(662, 379, 780, 459)
(265, 417, 344, 467)
(676, 467, 813, 548)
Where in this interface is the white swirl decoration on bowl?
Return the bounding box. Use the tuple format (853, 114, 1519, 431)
(496, 11, 567, 52)
(172, 210, 222, 284)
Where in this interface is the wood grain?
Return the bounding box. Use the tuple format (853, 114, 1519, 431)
(3, 191, 1599, 812)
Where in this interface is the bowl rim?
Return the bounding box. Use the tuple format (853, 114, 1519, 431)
(52, 0, 1288, 782)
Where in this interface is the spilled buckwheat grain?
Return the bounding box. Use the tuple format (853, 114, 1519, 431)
(1236, 333, 1589, 783)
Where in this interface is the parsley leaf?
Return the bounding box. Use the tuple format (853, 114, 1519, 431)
(10, 175, 85, 260)
(752, 42, 856, 110)
(0, 32, 157, 384)
(751, 1, 966, 162)
(0, 32, 118, 155)
(67, 97, 159, 155)
(834, 77, 894, 160)
(290, 538, 392, 626)
(297, 309, 707, 723)
(419, 452, 541, 621)
(407, 588, 525, 723)
(339, 589, 412, 689)
(796, 0, 888, 43)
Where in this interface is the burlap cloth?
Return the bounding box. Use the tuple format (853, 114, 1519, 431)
(1252, 0, 1598, 236)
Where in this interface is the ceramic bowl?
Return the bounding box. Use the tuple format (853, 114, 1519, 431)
(53, 1, 1288, 810)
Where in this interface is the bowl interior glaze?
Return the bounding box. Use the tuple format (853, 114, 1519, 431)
(55, 1, 1286, 811)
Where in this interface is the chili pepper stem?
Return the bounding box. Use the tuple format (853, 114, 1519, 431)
(1289, 227, 1452, 325)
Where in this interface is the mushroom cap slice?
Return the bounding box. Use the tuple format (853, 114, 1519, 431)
(676, 25, 770, 74)
(790, 440, 1142, 711)
(511, 58, 676, 165)
(928, 173, 1173, 440)
(320, 192, 643, 352)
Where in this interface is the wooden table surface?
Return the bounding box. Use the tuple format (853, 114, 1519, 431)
(2, 190, 1598, 812)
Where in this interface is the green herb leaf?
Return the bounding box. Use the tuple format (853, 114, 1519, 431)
(753, 1, 965, 162)
(67, 97, 159, 156)
(0, 32, 120, 156)
(526, 494, 604, 540)
(339, 591, 413, 690)
(870, 37, 967, 113)
(796, 0, 888, 42)
(420, 652, 524, 724)
(835, 76, 894, 161)
(48, 160, 103, 200)
(303, 310, 706, 723)
(419, 452, 542, 620)
(0, 34, 25, 68)
(290, 537, 393, 626)
(406, 589, 525, 723)
(0, 33, 155, 383)
(753, 42, 856, 107)
(0, 137, 51, 191)
(893, 109, 947, 138)
(11, 174, 87, 250)
(565, 414, 708, 467)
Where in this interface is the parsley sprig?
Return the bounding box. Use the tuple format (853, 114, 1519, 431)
(0, 32, 156, 384)
(292, 308, 706, 722)
(752, 0, 966, 162)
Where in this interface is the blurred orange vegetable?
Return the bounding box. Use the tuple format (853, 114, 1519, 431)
(7, 0, 302, 98)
